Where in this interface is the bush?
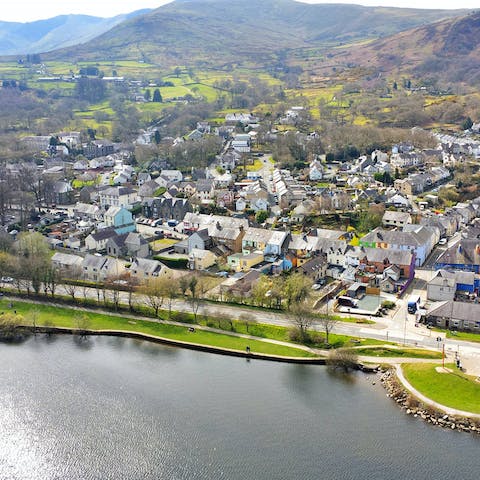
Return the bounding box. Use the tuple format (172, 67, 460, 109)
(0, 313, 29, 342)
(326, 348, 359, 372)
(153, 256, 188, 269)
(381, 300, 396, 310)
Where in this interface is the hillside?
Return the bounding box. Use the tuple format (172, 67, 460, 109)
(46, 0, 469, 65)
(330, 11, 480, 86)
(0, 9, 151, 55)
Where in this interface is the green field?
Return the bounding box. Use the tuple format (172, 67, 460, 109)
(351, 347, 442, 359)
(402, 363, 480, 414)
(446, 330, 480, 343)
(1, 299, 316, 358)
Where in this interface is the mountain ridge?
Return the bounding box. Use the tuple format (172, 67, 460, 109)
(0, 9, 152, 55)
(42, 0, 470, 65)
(330, 10, 480, 86)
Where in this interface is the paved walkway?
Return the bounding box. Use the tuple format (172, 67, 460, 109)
(395, 364, 480, 419)
(10, 296, 453, 366)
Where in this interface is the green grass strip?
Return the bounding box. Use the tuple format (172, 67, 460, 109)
(0, 299, 316, 358)
(402, 363, 480, 414)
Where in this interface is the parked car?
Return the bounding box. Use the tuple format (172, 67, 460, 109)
(438, 238, 447, 245)
(1, 276, 14, 283)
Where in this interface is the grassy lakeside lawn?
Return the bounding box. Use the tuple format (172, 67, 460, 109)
(186, 314, 385, 349)
(402, 363, 480, 414)
(0, 299, 316, 358)
(350, 347, 442, 359)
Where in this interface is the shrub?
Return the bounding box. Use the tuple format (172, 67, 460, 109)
(326, 348, 359, 372)
(381, 300, 396, 310)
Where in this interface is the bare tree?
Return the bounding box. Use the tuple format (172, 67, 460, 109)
(238, 313, 257, 333)
(288, 303, 314, 343)
(64, 278, 80, 302)
(141, 276, 171, 317)
(188, 275, 207, 322)
(326, 348, 358, 372)
(104, 276, 122, 311)
(317, 314, 338, 346)
(75, 313, 91, 337)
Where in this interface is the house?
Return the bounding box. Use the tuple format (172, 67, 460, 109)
(359, 247, 416, 279)
(225, 113, 258, 126)
(296, 255, 327, 282)
(124, 232, 150, 258)
(178, 181, 196, 197)
(53, 181, 74, 205)
(83, 140, 114, 159)
(242, 228, 289, 257)
(106, 233, 128, 257)
(154, 175, 171, 189)
(72, 202, 101, 221)
(227, 251, 264, 272)
(232, 134, 251, 153)
(160, 170, 183, 183)
(434, 239, 480, 273)
(426, 301, 480, 331)
(51, 252, 83, 274)
(224, 270, 262, 299)
(182, 213, 248, 253)
(291, 200, 315, 223)
(390, 152, 423, 169)
(215, 190, 235, 208)
(195, 179, 215, 203)
(394, 175, 428, 196)
(81, 254, 124, 282)
(382, 211, 412, 228)
(386, 193, 411, 209)
(235, 197, 247, 212)
(129, 258, 168, 279)
(143, 197, 192, 221)
(188, 248, 217, 271)
(187, 229, 212, 253)
(85, 228, 117, 252)
(287, 234, 322, 267)
(427, 270, 458, 301)
(217, 150, 240, 171)
(73, 159, 89, 171)
(214, 173, 234, 189)
(137, 172, 152, 187)
(138, 180, 160, 198)
(420, 215, 458, 238)
(360, 226, 439, 266)
(104, 206, 135, 235)
(98, 186, 137, 209)
(309, 160, 324, 181)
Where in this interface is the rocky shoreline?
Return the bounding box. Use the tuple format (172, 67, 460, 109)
(381, 369, 480, 435)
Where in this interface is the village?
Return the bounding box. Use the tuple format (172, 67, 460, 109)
(2, 106, 480, 334)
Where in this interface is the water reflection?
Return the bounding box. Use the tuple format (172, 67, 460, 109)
(72, 334, 93, 350)
(0, 336, 478, 480)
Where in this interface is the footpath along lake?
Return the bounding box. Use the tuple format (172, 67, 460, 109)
(0, 335, 478, 480)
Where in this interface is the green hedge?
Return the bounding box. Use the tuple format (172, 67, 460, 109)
(153, 256, 188, 269)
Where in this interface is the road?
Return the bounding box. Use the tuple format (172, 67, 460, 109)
(6, 280, 479, 373)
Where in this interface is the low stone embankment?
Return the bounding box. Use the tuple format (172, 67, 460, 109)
(381, 369, 480, 435)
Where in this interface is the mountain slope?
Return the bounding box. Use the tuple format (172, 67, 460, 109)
(333, 10, 480, 85)
(46, 0, 469, 65)
(0, 9, 151, 55)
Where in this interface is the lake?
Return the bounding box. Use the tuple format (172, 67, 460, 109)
(0, 335, 478, 480)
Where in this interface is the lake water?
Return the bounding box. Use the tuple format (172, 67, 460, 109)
(0, 335, 478, 480)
